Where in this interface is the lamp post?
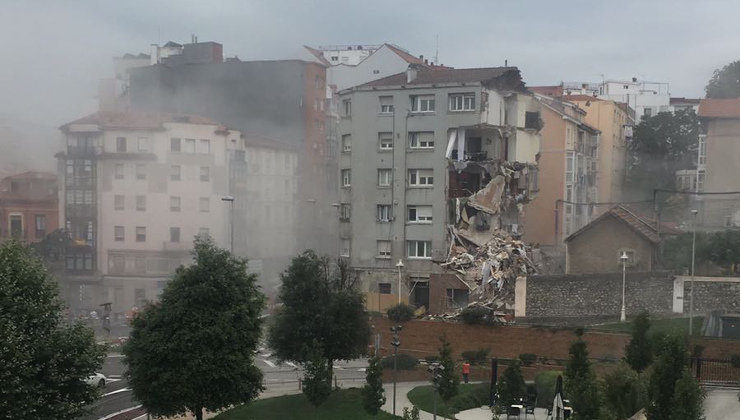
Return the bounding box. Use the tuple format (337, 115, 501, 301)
(689, 208, 699, 335)
(221, 196, 235, 253)
(428, 361, 445, 420)
(396, 259, 404, 304)
(390, 325, 402, 416)
(620, 251, 629, 322)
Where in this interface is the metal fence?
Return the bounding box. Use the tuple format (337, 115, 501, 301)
(690, 358, 740, 387)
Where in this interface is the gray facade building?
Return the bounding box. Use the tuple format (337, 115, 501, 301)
(338, 65, 542, 312)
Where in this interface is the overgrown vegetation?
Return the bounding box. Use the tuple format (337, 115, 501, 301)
(706, 59, 740, 98)
(564, 332, 600, 420)
(599, 362, 648, 420)
(664, 230, 740, 275)
(519, 353, 537, 366)
(362, 355, 385, 415)
(386, 303, 415, 322)
(495, 361, 526, 409)
(380, 353, 418, 371)
(459, 305, 495, 325)
(625, 311, 653, 372)
(406, 383, 489, 418)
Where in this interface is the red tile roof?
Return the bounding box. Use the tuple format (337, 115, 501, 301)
(698, 98, 740, 118)
(529, 85, 563, 96)
(670, 97, 700, 105)
(566, 205, 681, 244)
(61, 111, 226, 131)
(560, 94, 602, 102)
(384, 44, 425, 65)
(358, 66, 521, 88)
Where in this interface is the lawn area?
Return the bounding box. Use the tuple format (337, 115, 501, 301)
(590, 316, 704, 336)
(406, 383, 490, 419)
(213, 388, 402, 420)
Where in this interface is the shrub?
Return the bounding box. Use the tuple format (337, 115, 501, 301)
(519, 353, 537, 366)
(534, 370, 562, 408)
(462, 348, 491, 365)
(387, 303, 415, 322)
(380, 353, 418, 370)
(731, 354, 740, 368)
(459, 305, 493, 325)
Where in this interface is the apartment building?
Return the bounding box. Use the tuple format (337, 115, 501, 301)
(57, 111, 244, 318)
(337, 65, 541, 310)
(524, 95, 599, 246)
(0, 171, 58, 242)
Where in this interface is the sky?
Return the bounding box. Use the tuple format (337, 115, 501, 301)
(1, 0, 740, 128)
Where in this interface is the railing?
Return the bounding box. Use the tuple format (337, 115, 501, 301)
(690, 358, 740, 387)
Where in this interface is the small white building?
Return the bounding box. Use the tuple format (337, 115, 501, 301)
(563, 78, 671, 122)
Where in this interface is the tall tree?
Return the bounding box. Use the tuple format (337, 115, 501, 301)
(123, 237, 265, 420)
(496, 360, 526, 409)
(625, 311, 653, 372)
(648, 334, 691, 420)
(600, 362, 648, 420)
(669, 370, 705, 420)
(706, 60, 740, 98)
(268, 251, 371, 385)
(302, 347, 333, 407)
(362, 355, 386, 415)
(434, 336, 459, 401)
(564, 334, 600, 420)
(0, 240, 106, 419)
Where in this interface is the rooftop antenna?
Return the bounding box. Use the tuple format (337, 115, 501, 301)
(434, 34, 439, 65)
(505, 59, 508, 67)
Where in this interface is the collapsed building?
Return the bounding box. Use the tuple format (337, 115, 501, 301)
(336, 64, 541, 318)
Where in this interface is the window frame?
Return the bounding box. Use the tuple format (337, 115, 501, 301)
(135, 226, 146, 242)
(408, 131, 435, 149)
(339, 203, 351, 221)
(170, 196, 181, 212)
(408, 169, 434, 187)
(411, 95, 435, 113)
(378, 169, 392, 187)
(136, 195, 146, 211)
(341, 169, 351, 187)
(342, 134, 352, 152)
(448, 93, 476, 112)
(116, 137, 127, 153)
(170, 137, 181, 152)
(407, 205, 433, 223)
(407, 240, 432, 259)
(200, 166, 210, 182)
(170, 165, 181, 181)
(199, 197, 210, 213)
(377, 240, 392, 259)
(114, 226, 125, 242)
(377, 204, 391, 222)
(170, 227, 181, 243)
(114, 194, 125, 211)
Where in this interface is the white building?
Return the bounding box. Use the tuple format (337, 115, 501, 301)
(563, 78, 670, 122)
(58, 111, 244, 318)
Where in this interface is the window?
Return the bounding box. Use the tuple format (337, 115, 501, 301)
(525, 111, 541, 129)
(411, 95, 435, 112)
(407, 205, 433, 223)
(340, 203, 351, 221)
(170, 227, 180, 243)
(697, 170, 705, 192)
(449, 93, 475, 111)
(341, 169, 351, 187)
(377, 205, 391, 222)
(170, 137, 181, 152)
(116, 137, 126, 152)
(184, 139, 196, 153)
(446, 288, 469, 308)
(377, 241, 392, 258)
(408, 169, 433, 186)
(378, 169, 392, 187)
(379, 132, 393, 150)
(138, 137, 149, 152)
(114, 164, 124, 179)
(407, 240, 432, 259)
(643, 108, 652, 118)
(135, 226, 146, 242)
(698, 134, 706, 166)
(198, 227, 210, 237)
(379, 96, 394, 114)
(200, 166, 210, 182)
(409, 132, 435, 149)
(9, 215, 22, 237)
(618, 249, 636, 267)
(114, 194, 124, 210)
(342, 99, 351, 116)
(170, 196, 181, 212)
(35, 215, 46, 238)
(340, 239, 351, 257)
(170, 165, 181, 181)
(565, 151, 575, 183)
(114, 226, 125, 242)
(199, 197, 210, 212)
(198, 139, 210, 154)
(342, 134, 352, 152)
(136, 164, 146, 180)
(136, 195, 146, 211)
(378, 283, 392, 294)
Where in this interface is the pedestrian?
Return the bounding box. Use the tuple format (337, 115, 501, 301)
(462, 361, 470, 384)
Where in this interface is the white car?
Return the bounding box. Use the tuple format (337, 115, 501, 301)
(86, 373, 107, 388)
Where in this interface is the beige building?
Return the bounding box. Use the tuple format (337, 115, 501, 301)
(58, 112, 244, 318)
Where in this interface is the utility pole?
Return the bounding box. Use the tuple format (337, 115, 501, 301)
(620, 252, 629, 322)
(396, 259, 404, 304)
(689, 209, 698, 335)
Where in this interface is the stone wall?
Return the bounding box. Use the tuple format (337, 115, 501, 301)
(678, 276, 740, 314)
(522, 271, 674, 318)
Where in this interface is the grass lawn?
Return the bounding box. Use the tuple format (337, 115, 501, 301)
(590, 316, 704, 336)
(406, 383, 490, 419)
(213, 388, 402, 420)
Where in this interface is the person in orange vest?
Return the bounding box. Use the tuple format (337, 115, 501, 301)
(462, 361, 471, 384)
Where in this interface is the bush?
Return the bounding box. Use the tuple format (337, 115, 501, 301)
(519, 353, 537, 366)
(459, 305, 494, 325)
(462, 348, 490, 365)
(380, 353, 418, 370)
(534, 370, 562, 408)
(731, 354, 740, 368)
(387, 303, 415, 322)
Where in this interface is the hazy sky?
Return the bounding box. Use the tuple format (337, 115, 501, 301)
(2, 0, 739, 127)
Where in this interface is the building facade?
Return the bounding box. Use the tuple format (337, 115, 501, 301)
(0, 171, 58, 242)
(338, 65, 541, 310)
(57, 111, 243, 319)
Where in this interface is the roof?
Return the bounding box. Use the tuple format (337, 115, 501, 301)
(384, 44, 425, 65)
(302, 45, 331, 66)
(357, 66, 522, 89)
(565, 205, 681, 244)
(60, 111, 226, 131)
(2, 171, 56, 181)
(529, 85, 563, 96)
(163, 41, 182, 48)
(670, 97, 700, 105)
(561, 94, 603, 102)
(698, 98, 740, 118)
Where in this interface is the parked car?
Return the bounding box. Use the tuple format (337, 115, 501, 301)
(86, 373, 107, 388)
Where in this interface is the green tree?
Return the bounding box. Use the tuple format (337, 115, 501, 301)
(302, 348, 333, 407)
(123, 237, 265, 420)
(669, 370, 705, 420)
(647, 334, 689, 420)
(706, 60, 740, 98)
(268, 251, 371, 385)
(564, 335, 600, 420)
(387, 302, 415, 322)
(434, 336, 459, 401)
(625, 311, 653, 372)
(362, 355, 386, 415)
(0, 240, 106, 419)
(600, 362, 648, 420)
(496, 361, 526, 408)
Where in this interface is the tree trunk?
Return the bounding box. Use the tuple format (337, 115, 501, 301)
(194, 407, 203, 420)
(327, 357, 334, 388)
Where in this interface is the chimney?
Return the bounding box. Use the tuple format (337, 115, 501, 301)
(424, 59, 428, 65)
(150, 44, 160, 65)
(419, 54, 424, 61)
(406, 64, 420, 83)
(632, 77, 637, 82)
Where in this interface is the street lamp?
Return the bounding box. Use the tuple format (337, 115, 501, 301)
(689, 209, 699, 335)
(221, 196, 235, 253)
(396, 259, 404, 304)
(428, 361, 445, 420)
(390, 325, 402, 416)
(620, 251, 629, 322)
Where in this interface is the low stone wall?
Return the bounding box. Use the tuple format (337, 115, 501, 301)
(677, 276, 740, 314)
(521, 271, 674, 318)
